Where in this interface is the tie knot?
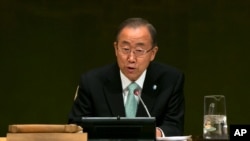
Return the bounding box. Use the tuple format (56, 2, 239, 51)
(128, 82, 139, 92)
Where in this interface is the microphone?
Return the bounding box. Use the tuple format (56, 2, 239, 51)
(134, 89, 151, 117)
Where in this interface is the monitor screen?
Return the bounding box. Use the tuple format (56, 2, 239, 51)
(76, 117, 156, 140)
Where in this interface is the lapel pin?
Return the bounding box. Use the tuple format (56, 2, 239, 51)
(153, 85, 157, 90)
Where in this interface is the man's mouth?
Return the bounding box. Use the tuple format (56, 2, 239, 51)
(127, 67, 136, 73)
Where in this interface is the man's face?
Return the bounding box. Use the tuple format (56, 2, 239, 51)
(114, 26, 158, 81)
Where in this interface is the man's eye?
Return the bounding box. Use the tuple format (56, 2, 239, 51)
(122, 48, 130, 51)
(135, 49, 144, 53)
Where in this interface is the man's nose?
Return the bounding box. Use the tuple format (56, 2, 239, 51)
(128, 51, 136, 62)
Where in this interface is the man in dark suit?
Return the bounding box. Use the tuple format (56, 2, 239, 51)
(68, 18, 185, 137)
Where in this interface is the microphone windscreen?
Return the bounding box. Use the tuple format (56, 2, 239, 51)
(133, 89, 141, 96)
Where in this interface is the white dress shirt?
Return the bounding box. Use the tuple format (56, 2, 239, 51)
(120, 70, 146, 104)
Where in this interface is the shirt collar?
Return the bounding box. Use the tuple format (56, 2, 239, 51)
(120, 70, 147, 90)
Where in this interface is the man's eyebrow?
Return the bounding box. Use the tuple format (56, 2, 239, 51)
(134, 42, 146, 47)
(119, 41, 131, 46)
(119, 40, 129, 44)
(119, 41, 145, 47)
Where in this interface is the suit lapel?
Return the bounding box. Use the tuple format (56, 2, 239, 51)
(136, 62, 159, 117)
(103, 64, 126, 117)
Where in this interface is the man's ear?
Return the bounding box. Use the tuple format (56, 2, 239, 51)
(113, 41, 117, 48)
(114, 41, 118, 56)
(150, 46, 158, 61)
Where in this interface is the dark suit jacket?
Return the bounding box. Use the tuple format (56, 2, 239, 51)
(68, 61, 185, 136)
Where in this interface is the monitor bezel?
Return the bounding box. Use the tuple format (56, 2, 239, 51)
(77, 117, 156, 140)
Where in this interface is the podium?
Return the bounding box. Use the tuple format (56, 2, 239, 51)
(6, 133, 87, 141)
(5, 124, 87, 141)
(0, 137, 6, 141)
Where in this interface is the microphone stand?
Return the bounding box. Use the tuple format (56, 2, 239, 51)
(134, 89, 151, 117)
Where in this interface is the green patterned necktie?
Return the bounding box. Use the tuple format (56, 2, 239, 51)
(125, 82, 139, 117)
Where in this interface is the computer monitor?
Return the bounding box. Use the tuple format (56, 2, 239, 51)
(77, 117, 156, 140)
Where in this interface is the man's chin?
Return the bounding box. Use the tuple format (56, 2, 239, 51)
(126, 74, 139, 81)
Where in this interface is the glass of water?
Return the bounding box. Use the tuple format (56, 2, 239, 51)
(203, 95, 228, 139)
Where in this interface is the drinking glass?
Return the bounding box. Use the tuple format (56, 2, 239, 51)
(203, 95, 228, 139)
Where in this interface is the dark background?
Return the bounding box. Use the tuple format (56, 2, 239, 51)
(1, 0, 250, 137)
